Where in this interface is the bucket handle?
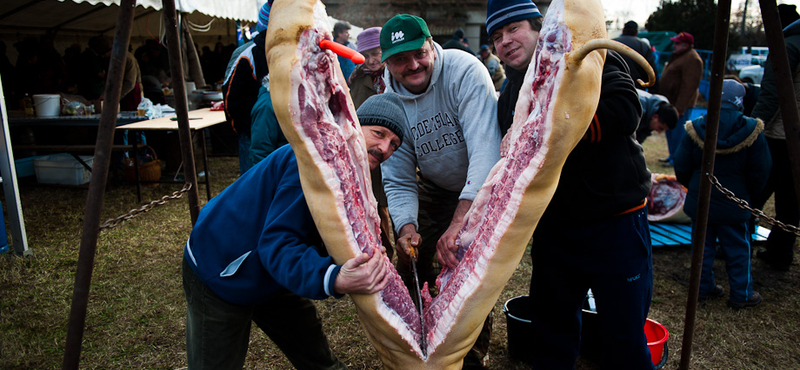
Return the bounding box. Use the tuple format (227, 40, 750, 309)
(654, 341, 668, 369)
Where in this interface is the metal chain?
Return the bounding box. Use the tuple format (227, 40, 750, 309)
(707, 174, 800, 236)
(99, 183, 193, 230)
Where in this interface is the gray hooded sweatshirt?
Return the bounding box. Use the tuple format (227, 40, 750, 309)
(381, 42, 501, 232)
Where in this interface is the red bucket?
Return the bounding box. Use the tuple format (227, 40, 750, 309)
(645, 318, 669, 367)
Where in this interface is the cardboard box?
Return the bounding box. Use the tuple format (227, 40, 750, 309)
(34, 153, 93, 185)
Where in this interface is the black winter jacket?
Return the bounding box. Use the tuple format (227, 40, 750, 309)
(537, 51, 651, 226)
(223, 32, 269, 136)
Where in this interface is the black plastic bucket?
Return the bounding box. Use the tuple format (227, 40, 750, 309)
(502, 295, 533, 362)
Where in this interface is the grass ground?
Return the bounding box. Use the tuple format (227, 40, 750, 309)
(0, 132, 798, 369)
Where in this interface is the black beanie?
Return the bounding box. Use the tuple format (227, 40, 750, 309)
(356, 93, 405, 145)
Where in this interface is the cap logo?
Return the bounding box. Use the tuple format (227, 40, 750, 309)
(391, 31, 405, 44)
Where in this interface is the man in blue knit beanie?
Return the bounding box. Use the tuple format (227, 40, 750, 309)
(487, 1, 657, 369)
(485, 0, 543, 135)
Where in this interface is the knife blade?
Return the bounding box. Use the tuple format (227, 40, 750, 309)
(409, 246, 427, 356)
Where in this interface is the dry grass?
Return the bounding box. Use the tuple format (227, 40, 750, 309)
(0, 132, 798, 369)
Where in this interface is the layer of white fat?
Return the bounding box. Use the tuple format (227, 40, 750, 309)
(290, 2, 381, 258)
(428, 0, 568, 355)
(292, 0, 416, 359)
(428, 246, 492, 354)
(375, 294, 426, 358)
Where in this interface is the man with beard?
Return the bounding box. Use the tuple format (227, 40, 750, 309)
(379, 14, 501, 369)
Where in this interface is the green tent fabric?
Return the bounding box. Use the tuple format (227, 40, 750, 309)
(638, 31, 677, 75)
(638, 31, 678, 53)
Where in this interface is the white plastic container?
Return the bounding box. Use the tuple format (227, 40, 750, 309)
(32, 94, 60, 117)
(34, 153, 93, 185)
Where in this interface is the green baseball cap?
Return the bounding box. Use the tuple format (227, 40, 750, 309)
(380, 14, 431, 63)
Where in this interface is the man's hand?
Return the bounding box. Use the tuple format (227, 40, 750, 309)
(436, 223, 461, 269)
(396, 224, 421, 265)
(436, 199, 472, 269)
(333, 248, 390, 295)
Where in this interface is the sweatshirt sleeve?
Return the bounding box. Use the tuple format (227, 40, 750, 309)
(381, 133, 421, 233)
(455, 57, 501, 200)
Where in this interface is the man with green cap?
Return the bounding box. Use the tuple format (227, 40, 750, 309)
(379, 14, 501, 369)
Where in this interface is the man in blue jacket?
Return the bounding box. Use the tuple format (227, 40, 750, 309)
(182, 93, 405, 370)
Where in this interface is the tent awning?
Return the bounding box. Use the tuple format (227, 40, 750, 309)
(67, 0, 263, 22)
(0, 0, 262, 35)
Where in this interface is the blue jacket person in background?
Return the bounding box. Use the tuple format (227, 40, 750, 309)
(182, 93, 405, 370)
(674, 79, 772, 308)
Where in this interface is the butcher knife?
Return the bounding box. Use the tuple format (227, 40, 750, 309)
(409, 246, 427, 356)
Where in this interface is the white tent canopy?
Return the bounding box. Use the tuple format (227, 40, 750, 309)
(0, 0, 267, 65)
(64, 0, 263, 22)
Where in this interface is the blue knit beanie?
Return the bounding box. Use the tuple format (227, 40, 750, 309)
(256, 1, 271, 33)
(486, 0, 543, 36)
(721, 79, 745, 111)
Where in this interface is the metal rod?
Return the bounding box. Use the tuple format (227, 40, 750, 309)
(163, 0, 201, 224)
(759, 0, 800, 213)
(61, 0, 136, 368)
(200, 129, 212, 200)
(678, 1, 731, 369)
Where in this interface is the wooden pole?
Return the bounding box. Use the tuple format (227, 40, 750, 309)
(678, 0, 731, 369)
(61, 0, 136, 368)
(163, 0, 201, 223)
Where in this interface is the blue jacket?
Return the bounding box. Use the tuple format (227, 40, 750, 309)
(184, 145, 342, 306)
(674, 108, 772, 224)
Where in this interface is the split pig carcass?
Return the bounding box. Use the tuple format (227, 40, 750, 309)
(265, 0, 654, 368)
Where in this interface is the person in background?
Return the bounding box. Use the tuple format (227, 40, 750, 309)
(487, 0, 655, 368)
(62, 43, 82, 95)
(0, 41, 15, 101)
(36, 34, 66, 94)
(78, 36, 111, 101)
(223, 1, 271, 174)
(380, 14, 500, 369)
(349, 27, 385, 109)
(183, 93, 404, 370)
(333, 21, 356, 83)
(479, 44, 505, 92)
(750, 18, 800, 272)
(674, 79, 771, 308)
(441, 28, 476, 56)
(613, 21, 659, 92)
(249, 74, 288, 165)
(658, 31, 704, 166)
(135, 39, 170, 86)
(120, 47, 143, 112)
(636, 89, 679, 144)
(779, 3, 800, 30)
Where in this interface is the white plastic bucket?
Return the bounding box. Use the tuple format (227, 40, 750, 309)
(32, 94, 60, 117)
